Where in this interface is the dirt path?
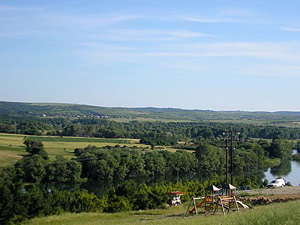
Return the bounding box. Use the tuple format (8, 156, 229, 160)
(238, 186, 300, 196)
(237, 187, 300, 205)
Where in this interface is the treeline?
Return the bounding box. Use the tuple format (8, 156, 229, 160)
(54, 120, 300, 141)
(1, 116, 300, 143)
(75, 146, 196, 183)
(74, 139, 293, 185)
(0, 115, 66, 135)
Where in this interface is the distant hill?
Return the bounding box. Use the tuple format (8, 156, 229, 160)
(1, 101, 300, 122)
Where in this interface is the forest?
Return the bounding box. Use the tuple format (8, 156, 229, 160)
(1, 115, 300, 141)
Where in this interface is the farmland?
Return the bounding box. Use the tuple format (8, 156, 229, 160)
(0, 133, 149, 166)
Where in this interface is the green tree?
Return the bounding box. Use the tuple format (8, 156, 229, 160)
(23, 140, 48, 159)
(270, 138, 293, 159)
(45, 156, 84, 185)
(15, 155, 47, 183)
(195, 144, 224, 178)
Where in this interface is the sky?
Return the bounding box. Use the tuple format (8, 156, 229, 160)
(1, 0, 300, 111)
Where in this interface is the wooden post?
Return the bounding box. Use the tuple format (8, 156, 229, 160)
(185, 198, 192, 216)
(193, 198, 198, 215)
(220, 197, 226, 215)
(233, 196, 239, 212)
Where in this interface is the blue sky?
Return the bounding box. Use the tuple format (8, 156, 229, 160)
(1, 0, 300, 111)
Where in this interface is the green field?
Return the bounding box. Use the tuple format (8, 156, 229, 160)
(0, 133, 150, 166)
(25, 200, 300, 225)
(26, 136, 131, 144)
(109, 117, 195, 123)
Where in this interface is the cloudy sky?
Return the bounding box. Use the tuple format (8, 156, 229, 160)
(1, 0, 300, 111)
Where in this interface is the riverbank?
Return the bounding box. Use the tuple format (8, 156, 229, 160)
(264, 158, 282, 168)
(238, 186, 300, 196)
(238, 187, 300, 206)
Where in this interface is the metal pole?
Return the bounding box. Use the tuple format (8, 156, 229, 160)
(225, 139, 228, 186)
(230, 131, 234, 185)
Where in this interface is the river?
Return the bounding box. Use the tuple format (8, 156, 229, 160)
(264, 150, 300, 186)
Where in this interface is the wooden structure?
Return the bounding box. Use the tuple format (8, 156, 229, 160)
(214, 184, 239, 215)
(204, 185, 221, 212)
(185, 197, 205, 215)
(186, 184, 251, 216)
(186, 185, 221, 215)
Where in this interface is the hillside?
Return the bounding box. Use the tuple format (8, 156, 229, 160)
(26, 200, 300, 225)
(1, 101, 300, 123)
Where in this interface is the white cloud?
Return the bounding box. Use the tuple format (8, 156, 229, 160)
(0, 5, 41, 11)
(280, 27, 300, 32)
(241, 64, 300, 77)
(87, 29, 215, 41)
(41, 14, 141, 27)
(179, 6, 268, 25)
(79, 41, 300, 78)
(181, 17, 228, 23)
(182, 16, 253, 24)
(160, 42, 300, 61)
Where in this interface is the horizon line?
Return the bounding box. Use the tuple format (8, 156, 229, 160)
(1, 100, 300, 113)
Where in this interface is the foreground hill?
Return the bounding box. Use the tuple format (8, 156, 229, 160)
(26, 200, 300, 225)
(1, 101, 300, 123)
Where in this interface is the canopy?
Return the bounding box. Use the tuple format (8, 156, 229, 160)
(169, 191, 184, 196)
(224, 183, 236, 190)
(205, 185, 221, 192)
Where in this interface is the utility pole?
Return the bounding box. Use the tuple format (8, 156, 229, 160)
(230, 131, 234, 185)
(223, 131, 239, 186)
(225, 138, 228, 186)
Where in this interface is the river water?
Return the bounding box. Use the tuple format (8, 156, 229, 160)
(264, 150, 300, 186)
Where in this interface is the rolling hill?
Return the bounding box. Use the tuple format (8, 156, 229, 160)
(1, 101, 300, 123)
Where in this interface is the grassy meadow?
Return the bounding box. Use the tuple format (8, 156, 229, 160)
(26, 200, 300, 225)
(0, 133, 150, 166)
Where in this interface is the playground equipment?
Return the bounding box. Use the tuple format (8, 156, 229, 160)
(186, 132, 253, 216)
(214, 184, 239, 215)
(186, 184, 250, 216)
(186, 185, 221, 215)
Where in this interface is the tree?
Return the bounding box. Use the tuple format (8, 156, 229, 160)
(195, 144, 224, 178)
(15, 155, 47, 183)
(45, 156, 84, 185)
(23, 140, 48, 159)
(270, 138, 293, 159)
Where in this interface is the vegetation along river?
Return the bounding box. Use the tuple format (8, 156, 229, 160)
(264, 150, 300, 186)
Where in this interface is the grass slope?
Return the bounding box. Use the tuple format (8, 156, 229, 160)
(26, 201, 300, 225)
